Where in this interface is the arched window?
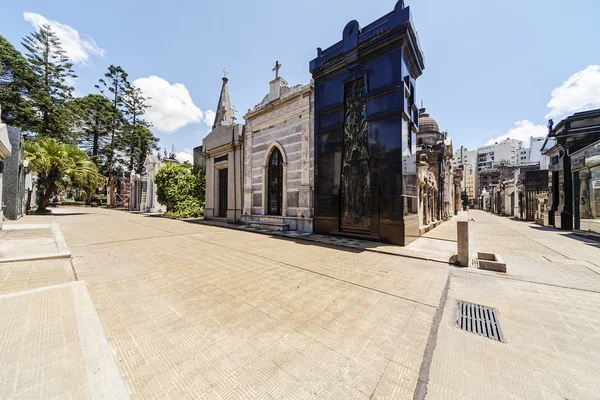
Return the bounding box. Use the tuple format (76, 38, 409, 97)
(267, 148, 283, 215)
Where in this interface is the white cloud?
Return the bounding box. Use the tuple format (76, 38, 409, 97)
(133, 76, 215, 133)
(23, 12, 105, 65)
(203, 110, 216, 128)
(175, 148, 193, 164)
(485, 120, 547, 145)
(546, 65, 600, 119)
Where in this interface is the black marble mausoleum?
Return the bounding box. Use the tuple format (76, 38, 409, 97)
(309, 1, 425, 245)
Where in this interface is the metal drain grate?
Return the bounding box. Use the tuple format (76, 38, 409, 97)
(455, 300, 504, 342)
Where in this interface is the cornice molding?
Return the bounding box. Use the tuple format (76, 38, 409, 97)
(244, 85, 313, 122)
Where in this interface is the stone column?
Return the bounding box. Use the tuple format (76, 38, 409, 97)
(425, 190, 430, 226)
(262, 166, 268, 216)
(243, 131, 253, 216)
(457, 211, 469, 266)
(205, 157, 214, 218)
(298, 113, 312, 218)
(300, 115, 310, 187)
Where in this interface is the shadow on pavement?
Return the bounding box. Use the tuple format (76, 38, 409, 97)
(528, 225, 600, 246)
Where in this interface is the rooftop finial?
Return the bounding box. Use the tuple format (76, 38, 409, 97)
(273, 60, 282, 79)
(212, 70, 235, 130)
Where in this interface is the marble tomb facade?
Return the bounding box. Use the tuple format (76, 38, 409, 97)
(203, 73, 244, 223)
(242, 64, 314, 232)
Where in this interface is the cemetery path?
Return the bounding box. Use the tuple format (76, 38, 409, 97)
(58, 207, 449, 399)
(1, 207, 599, 399)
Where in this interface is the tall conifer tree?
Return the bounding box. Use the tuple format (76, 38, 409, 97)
(121, 84, 158, 172)
(96, 65, 128, 174)
(69, 94, 115, 172)
(21, 24, 76, 141)
(0, 35, 35, 130)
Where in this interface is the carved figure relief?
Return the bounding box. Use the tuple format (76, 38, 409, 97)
(341, 80, 370, 229)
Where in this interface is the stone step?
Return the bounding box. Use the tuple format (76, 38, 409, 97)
(248, 221, 290, 231)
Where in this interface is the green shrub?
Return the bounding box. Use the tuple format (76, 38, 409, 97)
(170, 197, 204, 219)
(154, 163, 205, 218)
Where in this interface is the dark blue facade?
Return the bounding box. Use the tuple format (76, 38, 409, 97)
(309, 1, 425, 245)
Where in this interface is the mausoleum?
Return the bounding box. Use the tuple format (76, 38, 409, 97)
(129, 154, 163, 213)
(203, 72, 244, 223)
(242, 63, 314, 232)
(309, 1, 425, 245)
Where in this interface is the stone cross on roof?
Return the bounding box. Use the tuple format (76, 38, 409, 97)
(223, 68, 228, 78)
(273, 61, 282, 79)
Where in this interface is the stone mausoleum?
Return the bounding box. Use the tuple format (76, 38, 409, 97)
(197, 1, 455, 245)
(416, 107, 458, 234)
(309, 1, 425, 245)
(203, 72, 244, 223)
(0, 106, 13, 229)
(242, 63, 314, 232)
(543, 109, 600, 230)
(1, 119, 27, 221)
(129, 155, 164, 213)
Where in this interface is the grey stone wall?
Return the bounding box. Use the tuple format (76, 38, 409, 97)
(0, 167, 4, 229)
(243, 79, 313, 228)
(193, 145, 205, 170)
(203, 124, 244, 223)
(2, 126, 25, 220)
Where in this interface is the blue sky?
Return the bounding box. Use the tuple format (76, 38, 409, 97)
(2, 0, 600, 161)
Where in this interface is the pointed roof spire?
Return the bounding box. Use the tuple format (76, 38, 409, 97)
(212, 70, 236, 130)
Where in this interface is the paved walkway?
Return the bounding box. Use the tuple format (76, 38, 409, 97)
(0, 222, 71, 263)
(1, 207, 599, 399)
(58, 208, 448, 399)
(427, 210, 600, 399)
(188, 218, 457, 264)
(0, 281, 129, 399)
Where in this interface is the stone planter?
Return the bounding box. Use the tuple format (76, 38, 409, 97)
(477, 252, 506, 273)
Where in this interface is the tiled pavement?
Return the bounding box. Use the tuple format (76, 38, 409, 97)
(0, 281, 128, 399)
(188, 219, 457, 264)
(0, 258, 74, 295)
(57, 208, 449, 399)
(426, 210, 600, 399)
(1, 207, 600, 399)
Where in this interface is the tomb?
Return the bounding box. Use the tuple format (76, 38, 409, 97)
(242, 62, 314, 232)
(310, 1, 425, 245)
(203, 71, 244, 223)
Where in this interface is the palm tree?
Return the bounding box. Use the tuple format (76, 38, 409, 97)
(24, 138, 103, 211)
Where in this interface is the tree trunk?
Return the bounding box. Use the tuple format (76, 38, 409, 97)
(37, 189, 53, 212)
(93, 118, 99, 156)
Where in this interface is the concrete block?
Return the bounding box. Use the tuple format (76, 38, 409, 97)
(457, 211, 469, 266)
(477, 252, 507, 273)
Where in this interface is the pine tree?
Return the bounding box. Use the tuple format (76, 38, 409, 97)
(95, 65, 128, 174)
(133, 125, 159, 174)
(21, 25, 76, 141)
(69, 94, 115, 172)
(121, 84, 153, 172)
(0, 35, 35, 130)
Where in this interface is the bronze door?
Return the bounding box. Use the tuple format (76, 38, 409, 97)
(340, 79, 370, 232)
(218, 168, 228, 218)
(267, 149, 283, 215)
